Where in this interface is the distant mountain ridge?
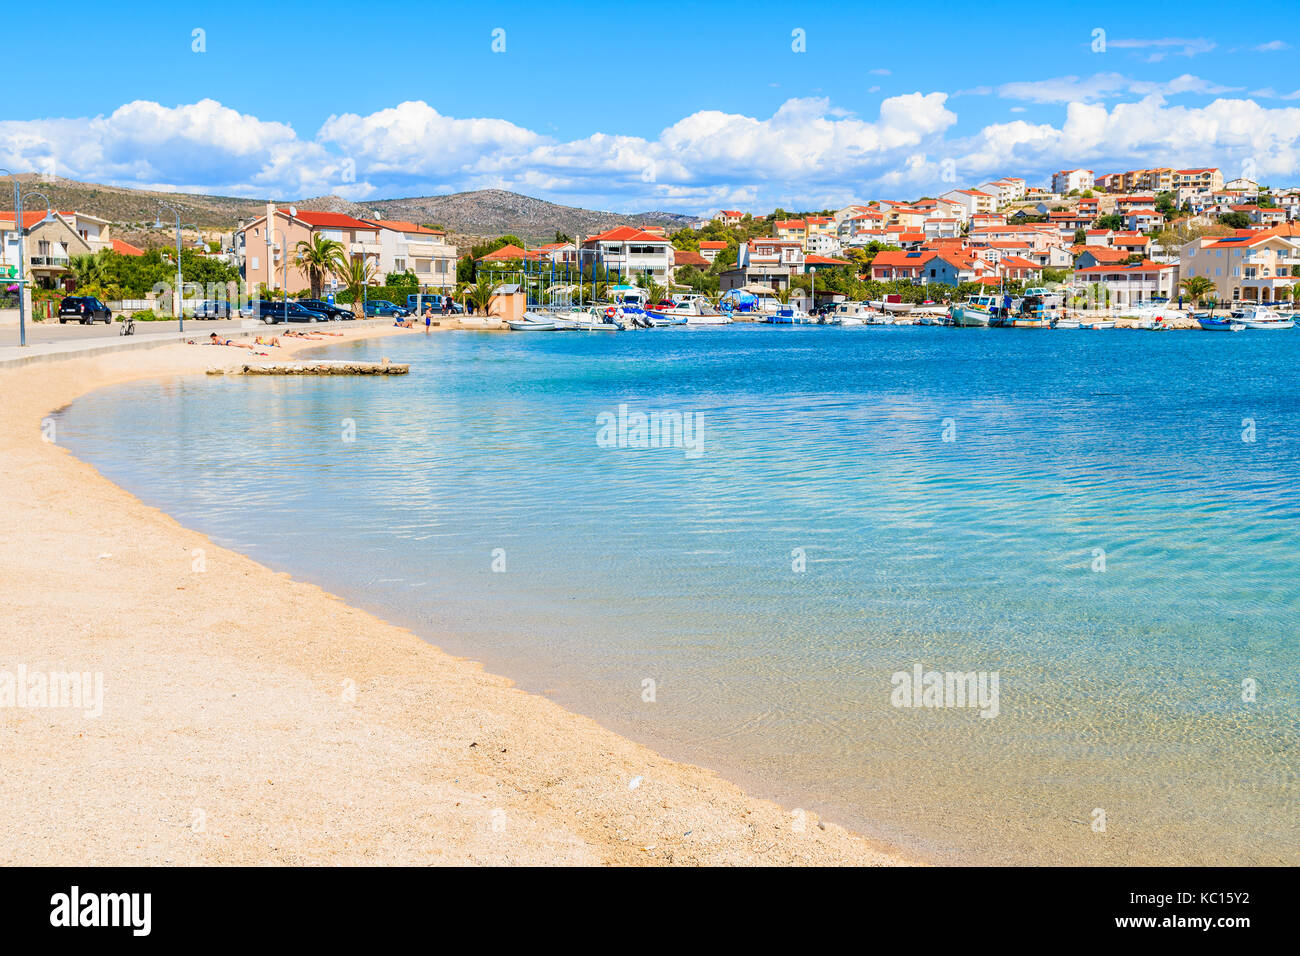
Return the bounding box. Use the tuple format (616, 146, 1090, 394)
(8, 175, 697, 246)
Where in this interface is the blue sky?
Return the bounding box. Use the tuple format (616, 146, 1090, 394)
(4, 0, 1299, 213)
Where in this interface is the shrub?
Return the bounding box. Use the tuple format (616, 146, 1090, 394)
(131, 310, 160, 322)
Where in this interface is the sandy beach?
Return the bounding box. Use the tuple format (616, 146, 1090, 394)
(0, 324, 905, 866)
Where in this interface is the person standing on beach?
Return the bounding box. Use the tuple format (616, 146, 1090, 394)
(424, 308, 433, 330)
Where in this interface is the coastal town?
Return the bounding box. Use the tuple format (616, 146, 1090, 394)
(4, 163, 1298, 335)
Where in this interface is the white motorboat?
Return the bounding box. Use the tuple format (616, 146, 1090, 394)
(1234, 305, 1295, 330)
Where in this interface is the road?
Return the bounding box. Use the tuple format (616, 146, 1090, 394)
(3, 315, 364, 348)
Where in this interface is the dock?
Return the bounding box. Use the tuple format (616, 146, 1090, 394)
(208, 360, 409, 376)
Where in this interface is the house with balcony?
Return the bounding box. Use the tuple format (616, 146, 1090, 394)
(805, 232, 843, 256)
(719, 238, 803, 292)
(580, 227, 674, 281)
(366, 220, 458, 290)
(1124, 207, 1166, 233)
(714, 210, 743, 226)
(238, 207, 385, 293)
(939, 188, 995, 222)
(1074, 246, 1134, 269)
(1228, 205, 1287, 227)
(1048, 210, 1093, 237)
(1074, 261, 1177, 306)
(698, 240, 728, 264)
(1179, 231, 1300, 304)
(999, 255, 1044, 282)
(0, 211, 92, 290)
(773, 219, 808, 247)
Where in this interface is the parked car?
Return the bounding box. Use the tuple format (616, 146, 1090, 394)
(193, 299, 233, 320)
(58, 296, 113, 325)
(252, 300, 329, 324)
(363, 299, 410, 318)
(298, 298, 353, 321)
(405, 293, 463, 315)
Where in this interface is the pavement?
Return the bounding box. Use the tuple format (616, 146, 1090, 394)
(0, 316, 392, 368)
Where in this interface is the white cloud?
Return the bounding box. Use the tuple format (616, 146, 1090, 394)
(6, 86, 1300, 215)
(997, 73, 1239, 104)
(1108, 37, 1216, 60)
(1254, 40, 1288, 52)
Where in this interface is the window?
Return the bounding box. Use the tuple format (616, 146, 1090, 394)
(395, 258, 406, 273)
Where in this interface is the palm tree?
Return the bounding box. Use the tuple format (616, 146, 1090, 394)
(466, 276, 496, 316)
(296, 234, 345, 299)
(775, 287, 793, 305)
(1179, 275, 1215, 310)
(69, 252, 105, 290)
(643, 279, 666, 304)
(336, 256, 376, 317)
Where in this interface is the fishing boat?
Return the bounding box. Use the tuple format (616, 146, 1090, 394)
(951, 295, 995, 327)
(1078, 320, 1116, 330)
(1195, 314, 1247, 332)
(1053, 319, 1082, 329)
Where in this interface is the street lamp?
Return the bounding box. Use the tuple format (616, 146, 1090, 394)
(810, 266, 817, 316)
(1, 169, 55, 347)
(155, 201, 186, 332)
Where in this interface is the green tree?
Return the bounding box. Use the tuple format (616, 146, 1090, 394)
(1179, 275, 1216, 308)
(337, 256, 376, 317)
(294, 234, 345, 299)
(465, 276, 496, 315)
(1218, 211, 1251, 229)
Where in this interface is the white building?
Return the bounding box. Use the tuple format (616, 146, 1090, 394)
(1051, 169, 1095, 194)
(580, 226, 674, 281)
(367, 219, 457, 291)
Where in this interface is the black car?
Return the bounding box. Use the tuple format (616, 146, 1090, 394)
(363, 300, 410, 318)
(193, 299, 233, 319)
(253, 300, 329, 324)
(298, 299, 353, 321)
(405, 293, 463, 315)
(58, 296, 113, 325)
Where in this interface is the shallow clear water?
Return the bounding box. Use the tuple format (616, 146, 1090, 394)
(57, 325, 1300, 864)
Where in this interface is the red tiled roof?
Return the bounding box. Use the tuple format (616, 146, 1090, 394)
(805, 255, 850, 265)
(366, 219, 445, 235)
(279, 208, 375, 230)
(583, 226, 670, 244)
(111, 239, 145, 256)
(674, 249, 709, 267)
(477, 243, 545, 261)
(699, 241, 728, 249)
(1075, 260, 1174, 273)
(0, 211, 53, 229)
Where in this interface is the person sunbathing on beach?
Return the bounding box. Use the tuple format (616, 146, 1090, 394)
(393, 319, 416, 328)
(254, 335, 281, 347)
(206, 333, 258, 350)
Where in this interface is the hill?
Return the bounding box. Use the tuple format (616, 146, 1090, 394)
(8, 175, 697, 247)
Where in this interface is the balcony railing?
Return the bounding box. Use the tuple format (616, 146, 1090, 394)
(30, 256, 69, 268)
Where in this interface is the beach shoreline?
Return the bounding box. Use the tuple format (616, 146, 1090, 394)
(0, 324, 908, 866)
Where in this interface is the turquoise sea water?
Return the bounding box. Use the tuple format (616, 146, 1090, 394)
(57, 326, 1300, 864)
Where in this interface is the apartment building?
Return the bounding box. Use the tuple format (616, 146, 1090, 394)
(1180, 231, 1300, 303)
(368, 219, 457, 291)
(1173, 168, 1224, 193)
(1051, 169, 1094, 194)
(240, 207, 383, 292)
